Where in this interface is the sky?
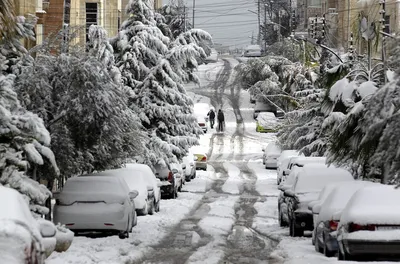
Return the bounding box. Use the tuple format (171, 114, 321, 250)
(162, 0, 259, 49)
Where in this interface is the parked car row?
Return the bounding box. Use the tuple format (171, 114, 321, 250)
(268, 143, 400, 261)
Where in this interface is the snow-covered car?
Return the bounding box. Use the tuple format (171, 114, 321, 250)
(308, 181, 355, 245)
(337, 185, 400, 261)
(313, 181, 374, 257)
(262, 142, 281, 169)
(170, 163, 184, 192)
(194, 103, 210, 122)
(284, 164, 353, 237)
(125, 163, 162, 213)
(197, 116, 208, 133)
(243, 44, 262, 57)
(276, 150, 301, 185)
(256, 112, 280, 133)
(95, 167, 155, 216)
(192, 146, 207, 171)
(54, 176, 138, 239)
(0, 186, 57, 264)
(253, 100, 277, 119)
(281, 156, 326, 182)
(182, 154, 196, 181)
(154, 163, 179, 199)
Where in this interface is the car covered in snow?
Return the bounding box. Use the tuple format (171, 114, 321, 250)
(192, 146, 208, 171)
(196, 116, 208, 133)
(313, 181, 374, 257)
(276, 150, 301, 185)
(54, 176, 138, 239)
(262, 142, 281, 169)
(253, 100, 277, 119)
(283, 164, 353, 237)
(281, 156, 326, 182)
(95, 167, 157, 216)
(0, 186, 57, 264)
(125, 163, 162, 213)
(337, 185, 400, 261)
(154, 163, 179, 199)
(256, 112, 280, 133)
(182, 153, 197, 181)
(170, 163, 185, 192)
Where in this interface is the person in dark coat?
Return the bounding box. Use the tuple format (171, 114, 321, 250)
(207, 108, 216, 129)
(217, 109, 225, 132)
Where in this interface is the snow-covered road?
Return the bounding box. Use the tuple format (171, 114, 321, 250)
(48, 56, 392, 264)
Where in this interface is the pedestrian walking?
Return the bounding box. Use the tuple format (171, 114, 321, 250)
(217, 109, 225, 132)
(207, 108, 216, 129)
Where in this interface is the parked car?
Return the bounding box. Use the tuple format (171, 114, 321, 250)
(337, 185, 400, 261)
(182, 154, 196, 181)
(313, 181, 374, 257)
(192, 146, 207, 171)
(284, 164, 353, 237)
(276, 109, 285, 119)
(0, 186, 57, 264)
(243, 44, 262, 57)
(256, 112, 280, 133)
(276, 150, 300, 184)
(262, 142, 281, 169)
(253, 100, 277, 119)
(125, 163, 162, 213)
(95, 167, 155, 216)
(154, 163, 179, 199)
(194, 103, 210, 122)
(54, 176, 138, 239)
(281, 156, 326, 182)
(309, 181, 355, 245)
(170, 163, 184, 192)
(197, 116, 208, 133)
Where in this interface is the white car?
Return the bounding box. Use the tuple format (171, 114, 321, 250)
(313, 181, 375, 257)
(283, 164, 353, 237)
(281, 156, 326, 182)
(276, 150, 300, 184)
(338, 185, 400, 261)
(0, 186, 56, 264)
(96, 167, 155, 216)
(54, 176, 138, 239)
(197, 116, 208, 133)
(182, 154, 196, 181)
(170, 163, 184, 192)
(125, 163, 162, 213)
(262, 142, 281, 169)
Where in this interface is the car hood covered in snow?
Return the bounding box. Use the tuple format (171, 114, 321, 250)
(257, 113, 279, 128)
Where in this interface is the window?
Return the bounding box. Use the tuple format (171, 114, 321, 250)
(36, 0, 43, 12)
(86, 3, 98, 43)
(384, 15, 390, 34)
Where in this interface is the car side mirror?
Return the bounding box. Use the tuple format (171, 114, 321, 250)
(284, 189, 295, 197)
(313, 204, 322, 214)
(182, 164, 186, 169)
(38, 219, 56, 238)
(129, 190, 139, 200)
(194, 156, 198, 161)
(147, 185, 154, 191)
(283, 169, 290, 176)
(262, 147, 265, 152)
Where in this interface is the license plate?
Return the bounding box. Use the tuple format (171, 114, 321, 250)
(377, 226, 400, 230)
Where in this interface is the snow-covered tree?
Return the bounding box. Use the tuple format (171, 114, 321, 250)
(159, 3, 190, 39)
(113, 0, 209, 166)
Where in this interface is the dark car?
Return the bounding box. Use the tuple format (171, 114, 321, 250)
(154, 164, 178, 199)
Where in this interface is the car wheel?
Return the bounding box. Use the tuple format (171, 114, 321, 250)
(338, 248, 344, 260)
(133, 211, 138, 227)
(118, 231, 129, 239)
(155, 200, 160, 212)
(323, 240, 335, 257)
(148, 201, 155, 215)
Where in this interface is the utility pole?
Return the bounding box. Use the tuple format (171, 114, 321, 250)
(380, 0, 387, 84)
(278, 10, 282, 42)
(257, 0, 261, 45)
(183, 5, 187, 32)
(347, 0, 351, 50)
(264, 1, 267, 51)
(192, 0, 195, 28)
